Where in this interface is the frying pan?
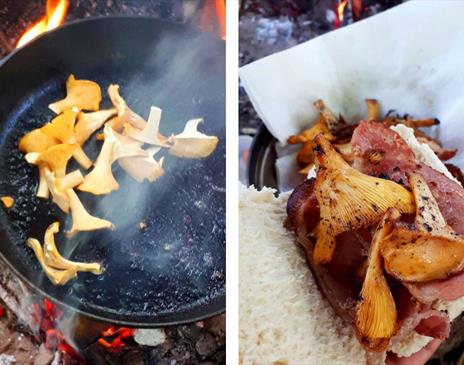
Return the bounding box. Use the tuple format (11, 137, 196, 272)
(0, 17, 225, 327)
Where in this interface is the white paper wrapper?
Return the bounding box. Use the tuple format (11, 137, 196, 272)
(240, 1, 464, 190)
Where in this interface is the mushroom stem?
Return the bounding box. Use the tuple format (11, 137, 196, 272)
(72, 146, 93, 170)
(57, 170, 84, 191)
(37, 166, 50, 199)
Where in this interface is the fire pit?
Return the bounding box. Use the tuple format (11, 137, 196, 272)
(0, 1, 225, 364)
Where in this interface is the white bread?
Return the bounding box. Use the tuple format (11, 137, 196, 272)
(239, 185, 366, 365)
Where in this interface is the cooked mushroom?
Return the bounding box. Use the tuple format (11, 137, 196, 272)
(43, 222, 103, 274)
(0, 196, 14, 208)
(355, 210, 398, 351)
(169, 118, 218, 158)
(32, 143, 77, 177)
(107, 84, 146, 131)
(19, 128, 59, 154)
(366, 99, 380, 120)
(287, 115, 335, 145)
(43, 168, 70, 213)
(78, 125, 146, 195)
(66, 189, 114, 237)
(75, 108, 117, 144)
(124, 106, 170, 147)
(118, 147, 164, 183)
(381, 173, 464, 282)
(26, 238, 77, 286)
(49, 74, 102, 114)
(312, 135, 415, 264)
(313, 99, 341, 133)
(41, 109, 92, 169)
(56, 170, 84, 191)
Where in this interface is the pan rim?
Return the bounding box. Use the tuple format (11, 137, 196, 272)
(0, 15, 225, 327)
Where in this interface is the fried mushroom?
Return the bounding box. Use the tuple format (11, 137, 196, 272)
(169, 118, 218, 158)
(381, 173, 464, 282)
(123, 106, 170, 147)
(49, 74, 102, 114)
(75, 108, 117, 144)
(312, 135, 415, 264)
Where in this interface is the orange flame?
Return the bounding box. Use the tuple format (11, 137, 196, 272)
(16, 0, 69, 48)
(200, 0, 226, 40)
(337, 0, 348, 23)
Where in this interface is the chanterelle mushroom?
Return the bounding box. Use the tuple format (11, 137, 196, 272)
(43, 222, 103, 275)
(75, 108, 117, 144)
(78, 125, 146, 195)
(381, 173, 464, 282)
(49, 74, 102, 114)
(43, 167, 70, 213)
(66, 189, 114, 237)
(118, 147, 164, 183)
(41, 109, 92, 169)
(312, 134, 415, 264)
(169, 118, 218, 158)
(26, 238, 77, 286)
(355, 210, 399, 351)
(107, 84, 146, 131)
(31, 143, 77, 177)
(124, 106, 170, 147)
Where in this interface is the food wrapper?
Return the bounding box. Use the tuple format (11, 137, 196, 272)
(240, 1, 464, 190)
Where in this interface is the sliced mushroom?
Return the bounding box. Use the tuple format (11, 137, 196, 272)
(43, 222, 103, 274)
(107, 84, 146, 130)
(169, 118, 218, 158)
(287, 115, 335, 145)
(78, 125, 146, 195)
(118, 147, 164, 183)
(41, 109, 92, 169)
(312, 135, 415, 264)
(381, 174, 464, 282)
(0, 196, 14, 208)
(43, 168, 70, 213)
(355, 210, 398, 351)
(49, 74, 102, 114)
(19, 128, 59, 154)
(66, 189, 114, 237)
(75, 108, 117, 144)
(26, 238, 78, 286)
(124, 106, 170, 147)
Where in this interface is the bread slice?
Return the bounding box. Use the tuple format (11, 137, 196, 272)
(239, 185, 365, 365)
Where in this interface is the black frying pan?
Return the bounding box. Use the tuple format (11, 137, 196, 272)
(0, 17, 225, 327)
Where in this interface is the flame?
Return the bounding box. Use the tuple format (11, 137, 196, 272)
(16, 0, 69, 48)
(337, 0, 348, 23)
(98, 326, 135, 352)
(200, 0, 226, 40)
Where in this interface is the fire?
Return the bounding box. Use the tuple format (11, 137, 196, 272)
(200, 0, 226, 40)
(98, 326, 135, 352)
(337, 0, 348, 23)
(16, 0, 69, 48)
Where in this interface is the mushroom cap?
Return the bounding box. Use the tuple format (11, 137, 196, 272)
(41, 109, 78, 144)
(19, 128, 59, 154)
(36, 143, 78, 177)
(0, 196, 14, 208)
(49, 74, 102, 114)
(312, 134, 415, 264)
(381, 173, 464, 282)
(169, 118, 218, 158)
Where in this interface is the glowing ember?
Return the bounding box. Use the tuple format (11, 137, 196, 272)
(16, 0, 69, 48)
(98, 326, 135, 352)
(337, 0, 348, 23)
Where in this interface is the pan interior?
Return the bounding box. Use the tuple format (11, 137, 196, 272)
(0, 17, 225, 325)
